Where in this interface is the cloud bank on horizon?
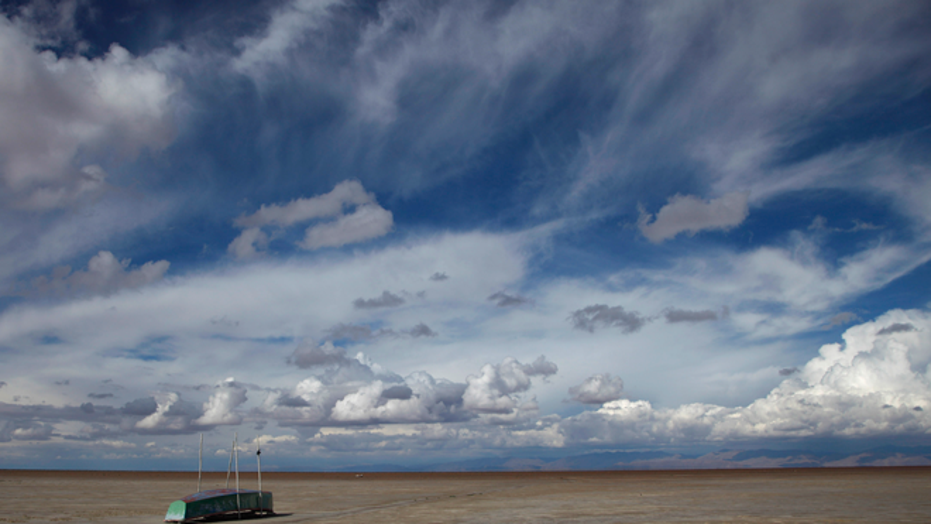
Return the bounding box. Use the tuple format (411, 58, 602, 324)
(0, 0, 930, 469)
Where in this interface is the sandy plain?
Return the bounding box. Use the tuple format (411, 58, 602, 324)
(1, 467, 930, 523)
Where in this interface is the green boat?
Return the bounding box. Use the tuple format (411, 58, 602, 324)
(166, 433, 274, 522)
(164, 488, 273, 522)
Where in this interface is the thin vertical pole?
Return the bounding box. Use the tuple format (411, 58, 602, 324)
(197, 433, 203, 493)
(256, 436, 263, 514)
(226, 438, 233, 488)
(234, 432, 241, 518)
(257, 436, 262, 492)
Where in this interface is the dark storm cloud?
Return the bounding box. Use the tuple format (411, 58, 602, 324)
(121, 397, 158, 416)
(429, 272, 449, 281)
(0, 420, 54, 442)
(488, 292, 532, 308)
(570, 305, 647, 333)
(877, 323, 917, 335)
(381, 385, 413, 400)
(779, 367, 800, 376)
(0, 401, 122, 431)
(353, 291, 405, 309)
(277, 395, 311, 408)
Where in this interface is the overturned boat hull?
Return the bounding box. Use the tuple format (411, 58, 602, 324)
(164, 488, 273, 522)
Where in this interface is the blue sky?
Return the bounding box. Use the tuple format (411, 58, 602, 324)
(1, 0, 931, 470)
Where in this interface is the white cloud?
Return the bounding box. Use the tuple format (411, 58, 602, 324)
(194, 378, 248, 426)
(227, 228, 269, 260)
(135, 392, 194, 432)
(568, 374, 624, 404)
(232, 0, 341, 77)
(561, 309, 931, 444)
(463, 356, 557, 414)
(635, 234, 931, 337)
(230, 180, 393, 255)
(299, 204, 394, 250)
(638, 192, 750, 243)
(234, 180, 374, 229)
(0, 16, 178, 208)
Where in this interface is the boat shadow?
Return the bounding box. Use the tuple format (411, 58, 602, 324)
(191, 512, 291, 522)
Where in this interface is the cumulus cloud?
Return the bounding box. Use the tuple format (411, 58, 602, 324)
(488, 291, 533, 308)
(121, 397, 158, 417)
(638, 192, 750, 243)
(262, 369, 468, 427)
(570, 304, 647, 333)
(230, 180, 393, 256)
(194, 378, 248, 426)
(2, 421, 54, 441)
(353, 291, 405, 309)
(26, 251, 169, 298)
(463, 356, 558, 414)
(568, 374, 625, 404)
(561, 309, 931, 445)
(134, 392, 202, 433)
(0, 16, 177, 208)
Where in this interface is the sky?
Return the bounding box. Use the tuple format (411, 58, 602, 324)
(1, 0, 930, 471)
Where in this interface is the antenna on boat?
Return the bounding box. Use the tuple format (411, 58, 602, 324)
(197, 433, 203, 493)
(234, 432, 241, 518)
(226, 435, 234, 488)
(256, 435, 263, 493)
(256, 436, 263, 514)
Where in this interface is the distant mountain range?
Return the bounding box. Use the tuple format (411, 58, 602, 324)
(331, 446, 931, 472)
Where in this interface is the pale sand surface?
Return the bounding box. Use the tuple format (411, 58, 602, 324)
(2, 468, 930, 523)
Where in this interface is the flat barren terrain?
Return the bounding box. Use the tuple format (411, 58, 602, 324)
(1, 467, 929, 523)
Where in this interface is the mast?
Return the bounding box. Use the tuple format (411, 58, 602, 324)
(226, 435, 234, 488)
(234, 432, 241, 518)
(256, 435, 263, 493)
(256, 435, 263, 514)
(197, 433, 203, 493)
